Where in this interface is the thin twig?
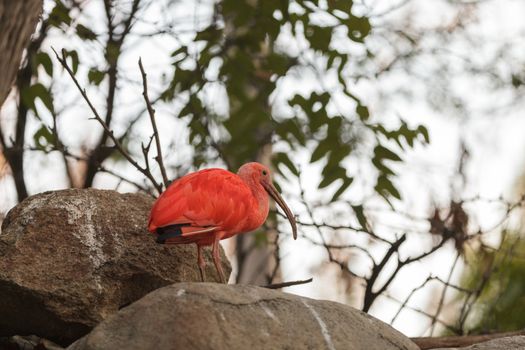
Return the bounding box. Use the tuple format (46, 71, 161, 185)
(381, 292, 458, 333)
(262, 278, 313, 289)
(138, 58, 169, 190)
(98, 165, 155, 196)
(391, 275, 434, 324)
(429, 252, 461, 335)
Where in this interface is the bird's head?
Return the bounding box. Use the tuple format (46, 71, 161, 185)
(238, 162, 297, 240)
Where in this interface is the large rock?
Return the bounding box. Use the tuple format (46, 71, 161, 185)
(434, 336, 525, 350)
(68, 283, 419, 350)
(0, 189, 231, 346)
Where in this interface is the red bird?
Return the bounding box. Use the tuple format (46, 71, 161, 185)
(148, 162, 297, 283)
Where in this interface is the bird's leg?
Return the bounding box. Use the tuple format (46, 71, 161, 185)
(211, 236, 226, 283)
(196, 244, 206, 282)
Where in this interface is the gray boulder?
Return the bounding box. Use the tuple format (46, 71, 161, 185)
(0, 189, 231, 346)
(68, 283, 419, 350)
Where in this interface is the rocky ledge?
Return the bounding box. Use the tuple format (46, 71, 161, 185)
(68, 282, 419, 350)
(1, 189, 523, 350)
(0, 189, 230, 345)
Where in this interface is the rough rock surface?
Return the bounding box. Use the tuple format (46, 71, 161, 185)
(0, 189, 231, 346)
(435, 336, 525, 350)
(68, 283, 419, 350)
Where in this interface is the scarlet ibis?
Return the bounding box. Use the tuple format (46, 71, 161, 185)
(148, 162, 297, 283)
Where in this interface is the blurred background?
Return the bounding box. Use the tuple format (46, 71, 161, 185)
(1, 0, 525, 338)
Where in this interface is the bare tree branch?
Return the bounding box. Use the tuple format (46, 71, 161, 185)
(138, 58, 169, 189)
(53, 48, 163, 194)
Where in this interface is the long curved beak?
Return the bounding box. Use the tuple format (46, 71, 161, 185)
(262, 180, 297, 240)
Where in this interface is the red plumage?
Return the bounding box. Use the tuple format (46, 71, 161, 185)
(148, 168, 264, 245)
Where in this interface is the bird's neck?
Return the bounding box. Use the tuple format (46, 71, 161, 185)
(253, 184, 270, 221)
(240, 174, 270, 227)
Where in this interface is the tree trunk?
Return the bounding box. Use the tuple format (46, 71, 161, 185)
(0, 0, 43, 203)
(0, 0, 43, 106)
(220, 0, 291, 284)
(235, 144, 281, 285)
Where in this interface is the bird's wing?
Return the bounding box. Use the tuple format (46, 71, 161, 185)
(148, 168, 255, 244)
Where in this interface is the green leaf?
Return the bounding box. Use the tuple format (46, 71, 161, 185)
(328, 0, 353, 12)
(374, 144, 402, 162)
(36, 52, 53, 77)
(198, 48, 214, 67)
(375, 175, 401, 200)
(337, 55, 348, 86)
(195, 25, 221, 42)
(306, 25, 332, 51)
(352, 205, 368, 230)
(332, 176, 353, 201)
(326, 52, 337, 70)
(105, 43, 119, 66)
(319, 165, 346, 188)
(48, 1, 71, 27)
(21, 83, 54, 115)
(307, 92, 331, 132)
(88, 68, 105, 86)
(276, 119, 305, 146)
(267, 52, 292, 76)
(33, 125, 55, 152)
(171, 46, 188, 61)
(397, 123, 412, 148)
(273, 181, 283, 194)
(76, 24, 97, 41)
(32, 83, 54, 113)
(418, 125, 430, 143)
(511, 74, 523, 88)
(63, 50, 79, 75)
(311, 139, 331, 163)
(326, 143, 350, 168)
(289, 94, 307, 108)
(372, 157, 395, 176)
(310, 110, 330, 132)
(346, 15, 371, 43)
(273, 152, 300, 177)
(170, 46, 187, 58)
(356, 104, 369, 120)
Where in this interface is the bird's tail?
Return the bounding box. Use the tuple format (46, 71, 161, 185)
(154, 224, 217, 245)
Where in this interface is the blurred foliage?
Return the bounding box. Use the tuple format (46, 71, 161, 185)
(160, 0, 429, 202)
(8, 0, 430, 203)
(457, 232, 525, 333)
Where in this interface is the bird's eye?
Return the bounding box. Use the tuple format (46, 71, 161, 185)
(262, 170, 267, 176)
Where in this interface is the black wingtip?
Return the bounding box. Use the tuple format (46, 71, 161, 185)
(155, 223, 190, 244)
